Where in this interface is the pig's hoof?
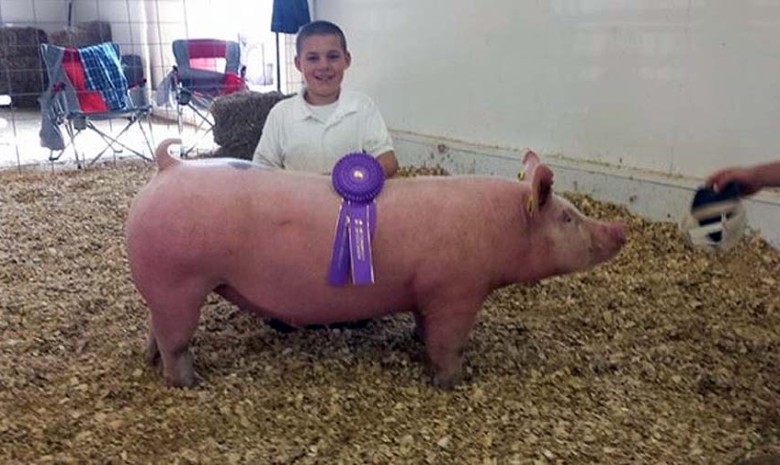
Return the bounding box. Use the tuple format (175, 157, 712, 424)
(165, 370, 202, 389)
(146, 336, 161, 366)
(146, 349, 161, 367)
(266, 318, 298, 333)
(431, 372, 463, 390)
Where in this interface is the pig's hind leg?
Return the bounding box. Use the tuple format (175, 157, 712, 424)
(144, 281, 211, 388)
(420, 300, 480, 390)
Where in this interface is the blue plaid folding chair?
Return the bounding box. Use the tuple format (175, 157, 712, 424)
(39, 41, 154, 168)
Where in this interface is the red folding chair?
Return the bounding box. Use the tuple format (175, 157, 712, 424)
(39, 41, 154, 168)
(170, 38, 246, 156)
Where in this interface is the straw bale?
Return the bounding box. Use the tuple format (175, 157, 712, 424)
(210, 90, 291, 159)
(0, 27, 48, 107)
(47, 21, 112, 48)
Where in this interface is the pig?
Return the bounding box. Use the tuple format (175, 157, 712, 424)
(126, 139, 626, 389)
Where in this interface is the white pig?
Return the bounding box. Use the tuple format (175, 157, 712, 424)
(126, 139, 626, 388)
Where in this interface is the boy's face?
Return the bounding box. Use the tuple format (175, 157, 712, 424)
(295, 33, 351, 105)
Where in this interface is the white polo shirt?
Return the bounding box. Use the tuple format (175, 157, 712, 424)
(252, 89, 394, 174)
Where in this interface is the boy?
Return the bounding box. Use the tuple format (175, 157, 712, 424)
(254, 21, 396, 332)
(252, 20, 399, 178)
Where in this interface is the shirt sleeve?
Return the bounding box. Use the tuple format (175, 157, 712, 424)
(252, 107, 285, 169)
(362, 99, 394, 157)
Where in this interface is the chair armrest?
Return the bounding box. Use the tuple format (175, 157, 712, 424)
(174, 68, 231, 92)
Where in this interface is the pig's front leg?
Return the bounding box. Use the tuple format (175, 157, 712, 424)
(420, 300, 481, 389)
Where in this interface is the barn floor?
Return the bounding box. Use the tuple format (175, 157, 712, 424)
(1, 161, 779, 464)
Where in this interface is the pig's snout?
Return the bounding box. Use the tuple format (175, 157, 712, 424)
(591, 222, 627, 262)
(607, 223, 627, 245)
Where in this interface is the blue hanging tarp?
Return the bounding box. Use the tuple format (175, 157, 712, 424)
(271, 0, 311, 34)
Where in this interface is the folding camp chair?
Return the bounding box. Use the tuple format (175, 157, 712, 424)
(170, 38, 246, 156)
(39, 41, 154, 168)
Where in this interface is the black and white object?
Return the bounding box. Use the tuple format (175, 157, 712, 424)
(680, 182, 747, 252)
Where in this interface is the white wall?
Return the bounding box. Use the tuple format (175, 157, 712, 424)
(319, 0, 780, 180)
(0, 0, 68, 29)
(317, 0, 780, 247)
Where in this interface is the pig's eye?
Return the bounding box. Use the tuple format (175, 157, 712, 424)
(562, 211, 574, 224)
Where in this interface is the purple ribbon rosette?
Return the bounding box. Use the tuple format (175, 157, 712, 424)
(327, 152, 384, 286)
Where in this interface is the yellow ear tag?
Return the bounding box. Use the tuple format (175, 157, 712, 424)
(517, 171, 526, 181)
(527, 197, 535, 216)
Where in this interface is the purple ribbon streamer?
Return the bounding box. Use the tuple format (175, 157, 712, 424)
(347, 202, 375, 284)
(327, 153, 383, 286)
(327, 201, 377, 286)
(327, 202, 351, 286)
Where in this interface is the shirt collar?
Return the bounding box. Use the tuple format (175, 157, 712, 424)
(292, 88, 359, 122)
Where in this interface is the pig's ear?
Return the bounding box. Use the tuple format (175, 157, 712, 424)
(521, 150, 554, 216)
(522, 150, 540, 172)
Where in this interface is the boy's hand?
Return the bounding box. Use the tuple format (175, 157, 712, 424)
(377, 151, 399, 178)
(705, 166, 762, 196)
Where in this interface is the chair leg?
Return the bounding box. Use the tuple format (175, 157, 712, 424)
(176, 99, 186, 157)
(179, 99, 215, 158)
(183, 119, 213, 157)
(47, 129, 77, 166)
(139, 116, 155, 159)
(86, 116, 154, 166)
(87, 121, 124, 166)
(145, 112, 156, 155)
(64, 120, 83, 169)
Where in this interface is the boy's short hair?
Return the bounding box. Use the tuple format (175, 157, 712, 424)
(296, 20, 348, 55)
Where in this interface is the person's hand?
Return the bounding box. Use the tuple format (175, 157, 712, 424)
(705, 166, 763, 196)
(377, 151, 399, 178)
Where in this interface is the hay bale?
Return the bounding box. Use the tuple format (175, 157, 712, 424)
(47, 21, 112, 48)
(0, 21, 112, 108)
(0, 27, 48, 107)
(210, 90, 291, 160)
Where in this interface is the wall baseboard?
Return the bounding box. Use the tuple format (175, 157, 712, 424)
(393, 131, 780, 249)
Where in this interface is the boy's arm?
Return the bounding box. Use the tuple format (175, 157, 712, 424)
(361, 99, 397, 178)
(376, 151, 399, 178)
(753, 160, 780, 189)
(706, 160, 780, 195)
